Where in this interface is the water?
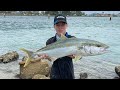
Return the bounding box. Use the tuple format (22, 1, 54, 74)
(0, 16, 120, 79)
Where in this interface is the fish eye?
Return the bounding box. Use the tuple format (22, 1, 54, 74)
(97, 45, 101, 47)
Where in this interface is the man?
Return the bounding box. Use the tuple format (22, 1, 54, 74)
(39, 14, 75, 79)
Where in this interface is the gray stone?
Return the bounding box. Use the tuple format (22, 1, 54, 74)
(79, 72, 88, 79)
(115, 66, 120, 77)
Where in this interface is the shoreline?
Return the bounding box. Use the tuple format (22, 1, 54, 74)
(0, 58, 119, 79)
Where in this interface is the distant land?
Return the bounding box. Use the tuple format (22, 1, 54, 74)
(0, 11, 120, 17)
(82, 11, 120, 14)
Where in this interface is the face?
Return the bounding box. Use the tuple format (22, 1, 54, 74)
(54, 22, 68, 36)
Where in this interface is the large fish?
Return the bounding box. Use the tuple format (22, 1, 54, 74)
(20, 34, 109, 67)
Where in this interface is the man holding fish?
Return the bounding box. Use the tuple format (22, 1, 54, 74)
(20, 14, 109, 79)
(38, 14, 76, 79)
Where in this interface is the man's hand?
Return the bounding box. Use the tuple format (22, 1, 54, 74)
(67, 54, 76, 59)
(37, 54, 52, 61)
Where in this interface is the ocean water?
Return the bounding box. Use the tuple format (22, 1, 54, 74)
(0, 16, 120, 79)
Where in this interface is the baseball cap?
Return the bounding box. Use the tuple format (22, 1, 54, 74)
(54, 14, 67, 25)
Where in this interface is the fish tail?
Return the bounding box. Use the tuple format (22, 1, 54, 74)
(20, 48, 34, 67)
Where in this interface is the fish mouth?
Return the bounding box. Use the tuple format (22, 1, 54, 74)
(101, 45, 109, 52)
(105, 45, 109, 49)
(102, 49, 109, 53)
(100, 47, 109, 53)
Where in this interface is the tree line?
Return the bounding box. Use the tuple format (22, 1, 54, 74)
(44, 11, 85, 16)
(0, 11, 86, 16)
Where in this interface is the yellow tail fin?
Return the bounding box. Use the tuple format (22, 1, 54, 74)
(20, 48, 34, 67)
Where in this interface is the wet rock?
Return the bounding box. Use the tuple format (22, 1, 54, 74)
(113, 76, 120, 79)
(115, 66, 120, 77)
(79, 72, 88, 79)
(32, 74, 50, 79)
(19, 58, 50, 79)
(0, 56, 3, 62)
(0, 51, 19, 63)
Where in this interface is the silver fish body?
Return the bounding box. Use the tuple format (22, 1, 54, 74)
(20, 35, 109, 67)
(35, 37, 109, 57)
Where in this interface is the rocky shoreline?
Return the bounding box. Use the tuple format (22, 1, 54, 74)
(0, 51, 120, 79)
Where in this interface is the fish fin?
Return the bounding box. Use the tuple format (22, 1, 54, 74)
(20, 48, 34, 67)
(23, 56, 33, 67)
(73, 55, 82, 62)
(60, 33, 68, 40)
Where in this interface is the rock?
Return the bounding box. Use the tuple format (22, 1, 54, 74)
(0, 56, 3, 62)
(19, 58, 50, 79)
(32, 74, 50, 79)
(0, 51, 19, 63)
(79, 72, 88, 79)
(115, 66, 120, 77)
(113, 76, 120, 79)
(2, 56, 10, 63)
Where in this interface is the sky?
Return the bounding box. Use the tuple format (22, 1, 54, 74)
(82, 11, 120, 14)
